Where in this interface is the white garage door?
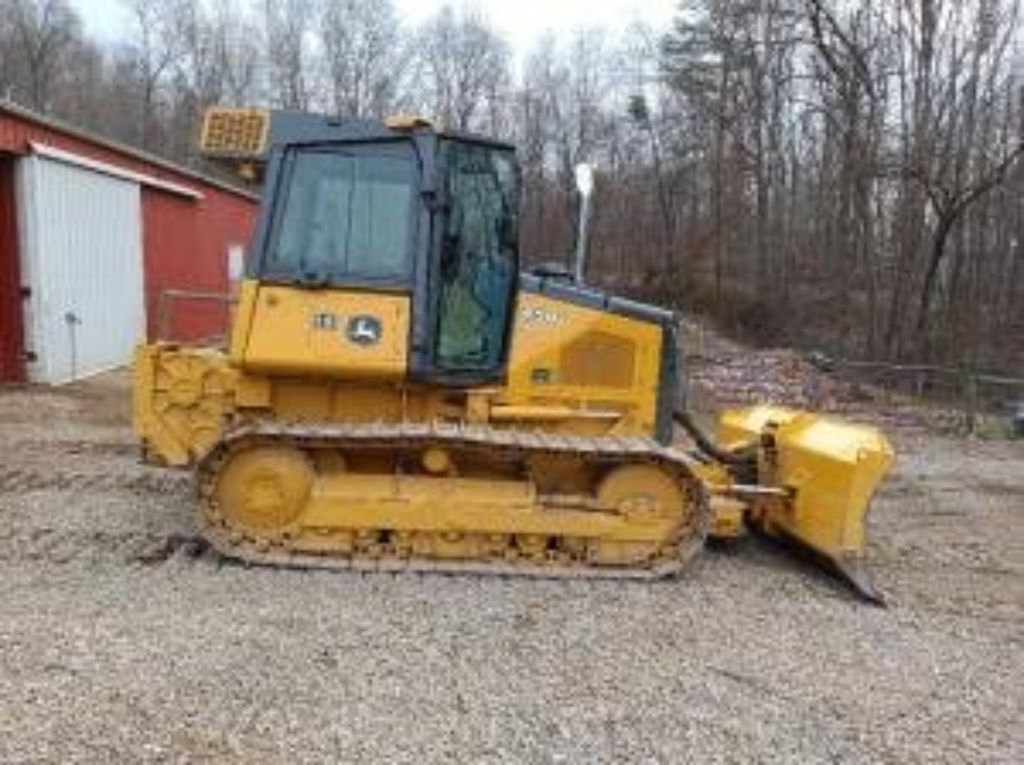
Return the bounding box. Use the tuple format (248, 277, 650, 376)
(18, 154, 144, 384)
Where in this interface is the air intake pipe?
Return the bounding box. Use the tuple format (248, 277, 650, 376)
(572, 163, 594, 284)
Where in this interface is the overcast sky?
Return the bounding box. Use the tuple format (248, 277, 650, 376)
(69, 0, 679, 58)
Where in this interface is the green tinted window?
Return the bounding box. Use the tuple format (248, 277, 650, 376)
(436, 142, 518, 371)
(268, 149, 413, 281)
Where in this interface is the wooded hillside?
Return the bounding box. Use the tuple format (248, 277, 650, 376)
(2, 0, 1021, 371)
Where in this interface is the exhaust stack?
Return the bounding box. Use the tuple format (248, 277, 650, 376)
(573, 163, 595, 284)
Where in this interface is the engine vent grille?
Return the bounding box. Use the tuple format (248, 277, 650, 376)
(560, 332, 636, 388)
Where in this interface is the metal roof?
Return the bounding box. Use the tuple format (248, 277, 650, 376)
(0, 99, 258, 202)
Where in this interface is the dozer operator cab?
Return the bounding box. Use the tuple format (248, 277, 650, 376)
(224, 111, 520, 387)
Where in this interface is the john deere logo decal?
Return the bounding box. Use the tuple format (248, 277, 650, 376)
(347, 315, 383, 346)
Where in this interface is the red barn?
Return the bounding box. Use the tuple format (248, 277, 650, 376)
(0, 101, 258, 384)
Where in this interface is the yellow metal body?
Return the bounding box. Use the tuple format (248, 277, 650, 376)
(209, 440, 694, 568)
(384, 114, 437, 131)
(132, 280, 667, 460)
(708, 496, 747, 538)
(139, 105, 898, 593)
(718, 405, 894, 595)
(230, 281, 409, 379)
(502, 292, 663, 436)
(134, 279, 894, 595)
(134, 279, 705, 574)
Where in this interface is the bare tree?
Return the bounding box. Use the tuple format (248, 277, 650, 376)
(209, 0, 261, 105)
(121, 0, 189, 149)
(414, 5, 510, 132)
(263, 0, 312, 110)
(1, 0, 80, 111)
(319, 0, 401, 119)
(1, 0, 1021, 371)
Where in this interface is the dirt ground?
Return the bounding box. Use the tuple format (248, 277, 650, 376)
(0, 357, 1021, 763)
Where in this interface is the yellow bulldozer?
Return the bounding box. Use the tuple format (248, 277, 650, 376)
(133, 108, 894, 601)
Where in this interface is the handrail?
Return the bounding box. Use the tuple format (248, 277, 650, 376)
(156, 289, 237, 343)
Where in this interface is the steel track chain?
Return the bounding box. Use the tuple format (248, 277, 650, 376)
(196, 421, 711, 580)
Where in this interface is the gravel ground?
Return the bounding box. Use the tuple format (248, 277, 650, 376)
(0, 371, 1021, 764)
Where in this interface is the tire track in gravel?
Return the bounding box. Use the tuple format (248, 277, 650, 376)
(0, 467, 191, 496)
(0, 465, 202, 567)
(8, 439, 141, 458)
(0, 527, 212, 567)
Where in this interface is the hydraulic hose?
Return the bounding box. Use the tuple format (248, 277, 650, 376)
(672, 410, 743, 466)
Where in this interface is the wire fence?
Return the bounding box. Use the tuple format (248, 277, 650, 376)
(809, 356, 1024, 437)
(681, 319, 1024, 438)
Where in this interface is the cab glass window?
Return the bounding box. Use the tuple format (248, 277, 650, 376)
(436, 142, 518, 372)
(267, 148, 414, 282)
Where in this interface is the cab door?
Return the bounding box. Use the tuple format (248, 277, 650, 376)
(425, 140, 519, 385)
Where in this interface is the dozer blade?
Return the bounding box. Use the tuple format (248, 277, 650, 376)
(718, 406, 895, 604)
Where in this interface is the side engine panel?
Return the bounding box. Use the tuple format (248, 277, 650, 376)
(504, 278, 680, 443)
